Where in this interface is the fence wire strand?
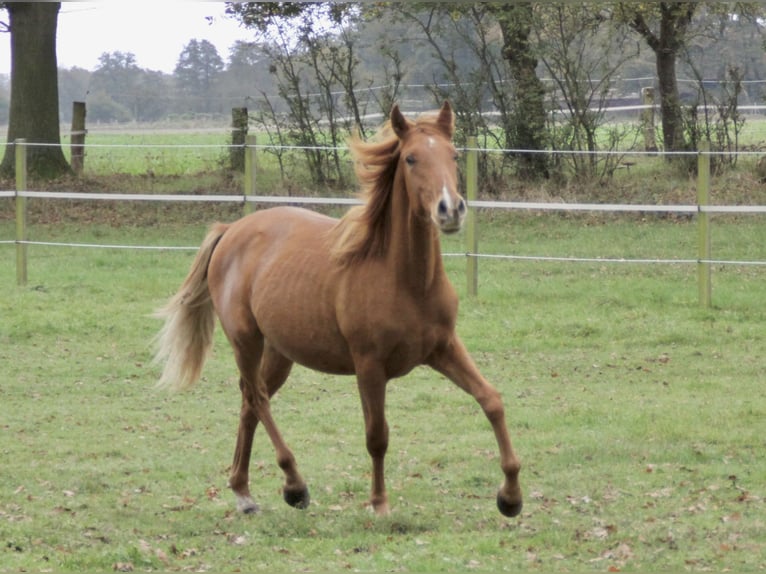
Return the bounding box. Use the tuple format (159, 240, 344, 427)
(3, 142, 766, 269)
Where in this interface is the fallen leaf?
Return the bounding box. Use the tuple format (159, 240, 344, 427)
(614, 543, 633, 560)
(155, 549, 169, 564)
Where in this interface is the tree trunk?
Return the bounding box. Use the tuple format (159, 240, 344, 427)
(656, 41, 685, 152)
(0, 2, 70, 179)
(624, 2, 696, 154)
(492, 2, 549, 179)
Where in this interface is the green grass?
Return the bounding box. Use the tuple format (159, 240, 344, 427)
(1, 212, 765, 571)
(59, 131, 233, 177)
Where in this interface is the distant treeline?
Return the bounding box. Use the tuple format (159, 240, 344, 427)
(0, 3, 765, 127)
(2, 4, 765, 186)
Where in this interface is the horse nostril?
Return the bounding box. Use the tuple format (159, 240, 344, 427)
(438, 199, 449, 216)
(458, 198, 466, 214)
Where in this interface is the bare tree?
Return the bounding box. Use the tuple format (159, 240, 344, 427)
(226, 2, 358, 187)
(535, 4, 639, 180)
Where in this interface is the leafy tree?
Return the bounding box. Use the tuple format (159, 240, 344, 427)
(387, 2, 550, 179)
(224, 40, 274, 91)
(58, 66, 90, 123)
(617, 2, 697, 153)
(174, 39, 224, 114)
(388, 4, 514, 189)
(617, 2, 765, 159)
(488, 2, 550, 178)
(88, 51, 143, 121)
(86, 90, 132, 123)
(134, 70, 173, 122)
(0, 2, 69, 178)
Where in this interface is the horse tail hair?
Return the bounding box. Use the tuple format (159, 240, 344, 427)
(153, 223, 228, 391)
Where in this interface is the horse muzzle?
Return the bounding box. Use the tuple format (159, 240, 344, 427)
(434, 192, 467, 234)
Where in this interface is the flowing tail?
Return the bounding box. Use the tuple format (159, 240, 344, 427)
(153, 223, 228, 391)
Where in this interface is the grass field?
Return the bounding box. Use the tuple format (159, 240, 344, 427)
(1, 210, 764, 571)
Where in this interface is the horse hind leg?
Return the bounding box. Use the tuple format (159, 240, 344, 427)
(228, 335, 264, 514)
(255, 344, 309, 509)
(229, 339, 308, 513)
(230, 385, 260, 514)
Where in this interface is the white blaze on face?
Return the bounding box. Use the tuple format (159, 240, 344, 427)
(428, 136, 435, 148)
(441, 180, 453, 212)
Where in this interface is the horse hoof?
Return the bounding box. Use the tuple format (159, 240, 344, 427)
(236, 495, 260, 515)
(284, 486, 310, 509)
(496, 492, 523, 518)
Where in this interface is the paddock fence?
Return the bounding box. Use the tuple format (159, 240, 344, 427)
(2, 137, 766, 307)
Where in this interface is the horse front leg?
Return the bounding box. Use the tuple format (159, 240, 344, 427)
(428, 335, 523, 518)
(354, 361, 390, 515)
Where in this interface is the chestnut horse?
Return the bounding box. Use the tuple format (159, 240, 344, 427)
(154, 102, 522, 517)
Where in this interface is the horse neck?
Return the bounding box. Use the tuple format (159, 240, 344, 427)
(386, 173, 445, 294)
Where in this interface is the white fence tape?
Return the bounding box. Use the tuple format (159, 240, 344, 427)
(4, 189, 766, 213)
(2, 190, 765, 265)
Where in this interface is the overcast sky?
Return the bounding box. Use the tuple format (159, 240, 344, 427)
(0, 2, 254, 75)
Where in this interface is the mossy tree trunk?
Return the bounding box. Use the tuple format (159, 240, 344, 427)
(491, 2, 550, 179)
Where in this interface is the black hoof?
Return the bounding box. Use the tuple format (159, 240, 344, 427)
(497, 492, 523, 518)
(284, 487, 310, 509)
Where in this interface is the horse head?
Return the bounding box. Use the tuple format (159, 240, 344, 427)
(390, 102, 466, 234)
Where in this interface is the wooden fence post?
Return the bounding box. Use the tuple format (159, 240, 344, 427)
(697, 141, 712, 309)
(230, 107, 248, 172)
(465, 136, 478, 297)
(15, 139, 28, 286)
(71, 101, 86, 174)
(641, 87, 657, 153)
(243, 134, 257, 215)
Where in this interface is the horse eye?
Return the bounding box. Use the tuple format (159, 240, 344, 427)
(453, 153, 459, 162)
(405, 154, 416, 166)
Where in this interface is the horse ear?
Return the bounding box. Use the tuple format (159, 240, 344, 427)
(390, 104, 409, 139)
(436, 101, 455, 139)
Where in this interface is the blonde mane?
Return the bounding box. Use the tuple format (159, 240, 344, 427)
(329, 112, 445, 266)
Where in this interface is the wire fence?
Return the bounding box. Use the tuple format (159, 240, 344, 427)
(2, 140, 766, 305)
(2, 189, 766, 262)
